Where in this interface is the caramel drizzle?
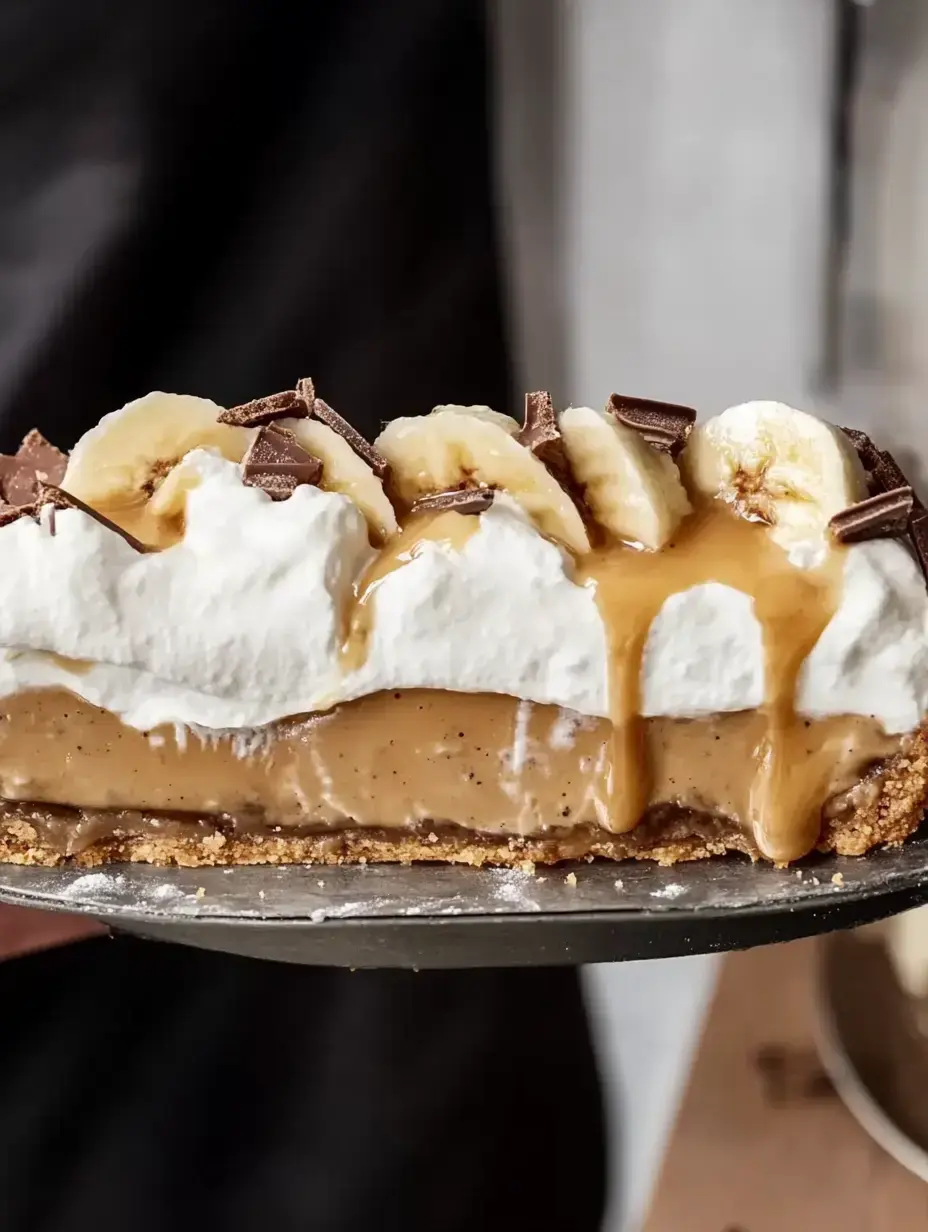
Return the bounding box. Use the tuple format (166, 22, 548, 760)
(339, 511, 482, 674)
(577, 506, 844, 863)
(336, 497, 844, 862)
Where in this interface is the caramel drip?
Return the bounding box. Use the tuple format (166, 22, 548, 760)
(339, 510, 482, 673)
(89, 489, 191, 551)
(43, 653, 93, 677)
(578, 506, 844, 861)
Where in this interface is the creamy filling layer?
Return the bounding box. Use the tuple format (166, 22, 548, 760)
(0, 688, 899, 862)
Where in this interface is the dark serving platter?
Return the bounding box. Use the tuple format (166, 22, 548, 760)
(2, 831, 928, 967)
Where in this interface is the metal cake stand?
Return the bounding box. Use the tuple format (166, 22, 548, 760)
(1, 833, 928, 967)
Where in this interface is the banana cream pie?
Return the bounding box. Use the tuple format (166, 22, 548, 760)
(0, 383, 925, 869)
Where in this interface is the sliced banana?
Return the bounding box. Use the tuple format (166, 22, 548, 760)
(432, 403, 522, 434)
(375, 405, 590, 554)
(559, 405, 690, 549)
(279, 417, 397, 541)
(64, 392, 249, 546)
(682, 401, 869, 557)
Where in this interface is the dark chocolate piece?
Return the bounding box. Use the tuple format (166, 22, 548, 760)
(872, 449, 920, 504)
(311, 396, 389, 478)
(295, 376, 315, 409)
(241, 425, 322, 500)
(218, 388, 308, 427)
(910, 510, 928, 580)
(840, 426, 882, 475)
(829, 487, 915, 544)
(607, 394, 696, 456)
(518, 391, 573, 480)
(410, 488, 494, 516)
(0, 501, 36, 528)
(35, 485, 149, 553)
(0, 430, 68, 507)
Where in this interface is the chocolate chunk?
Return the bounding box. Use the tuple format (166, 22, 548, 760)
(607, 394, 697, 456)
(518, 391, 573, 479)
(872, 449, 919, 502)
(840, 426, 882, 475)
(241, 424, 322, 500)
(295, 376, 315, 408)
(0, 430, 68, 507)
(841, 430, 925, 507)
(910, 510, 928, 580)
(0, 501, 36, 529)
(829, 487, 915, 544)
(218, 388, 308, 427)
(35, 485, 149, 553)
(311, 397, 389, 478)
(410, 488, 495, 516)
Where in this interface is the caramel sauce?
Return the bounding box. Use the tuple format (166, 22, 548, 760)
(90, 493, 184, 551)
(0, 690, 896, 855)
(43, 653, 93, 677)
(339, 510, 482, 673)
(578, 505, 844, 861)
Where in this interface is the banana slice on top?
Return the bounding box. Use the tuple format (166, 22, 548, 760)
(64, 392, 249, 546)
(682, 401, 869, 557)
(279, 417, 397, 541)
(559, 405, 691, 550)
(375, 405, 590, 554)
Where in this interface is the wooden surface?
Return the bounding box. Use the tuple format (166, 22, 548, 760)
(644, 939, 928, 1232)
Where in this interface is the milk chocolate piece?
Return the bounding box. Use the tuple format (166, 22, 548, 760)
(310, 395, 389, 478)
(242, 425, 322, 500)
(829, 487, 915, 544)
(910, 510, 928, 581)
(218, 388, 308, 427)
(0, 501, 35, 528)
(841, 426, 882, 475)
(518, 391, 573, 480)
(607, 394, 696, 456)
(0, 430, 67, 507)
(872, 449, 919, 503)
(36, 485, 149, 553)
(410, 488, 495, 516)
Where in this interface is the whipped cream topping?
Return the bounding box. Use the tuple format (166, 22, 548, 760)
(341, 493, 609, 716)
(0, 450, 925, 735)
(798, 539, 928, 734)
(0, 452, 373, 729)
(641, 584, 765, 718)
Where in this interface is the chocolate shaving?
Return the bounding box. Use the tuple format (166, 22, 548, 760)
(35, 485, 150, 553)
(840, 426, 882, 475)
(607, 394, 696, 456)
(310, 396, 389, 478)
(410, 488, 494, 516)
(241, 425, 322, 500)
(218, 388, 308, 427)
(829, 487, 915, 544)
(840, 428, 924, 509)
(910, 510, 928, 580)
(518, 391, 572, 478)
(0, 501, 36, 529)
(872, 449, 921, 505)
(0, 430, 68, 507)
(295, 376, 315, 409)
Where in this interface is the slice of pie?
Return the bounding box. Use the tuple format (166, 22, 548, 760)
(0, 385, 924, 869)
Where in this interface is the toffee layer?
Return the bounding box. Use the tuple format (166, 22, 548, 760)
(0, 687, 913, 866)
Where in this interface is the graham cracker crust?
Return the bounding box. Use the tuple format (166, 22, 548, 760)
(0, 728, 925, 870)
